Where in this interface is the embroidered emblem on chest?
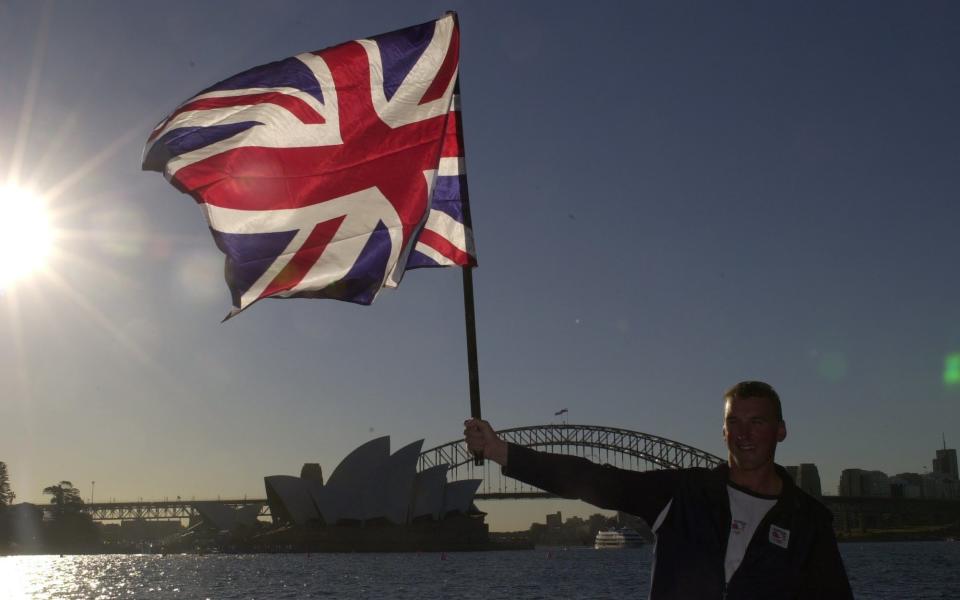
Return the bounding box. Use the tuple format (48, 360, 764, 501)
(768, 524, 790, 548)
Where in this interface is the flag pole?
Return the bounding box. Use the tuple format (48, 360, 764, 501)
(458, 163, 483, 466)
(452, 65, 483, 465)
(462, 265, 483, 465)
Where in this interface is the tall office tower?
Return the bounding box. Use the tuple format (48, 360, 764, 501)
(933, 444, 959, 480)
(798, 463, 823, 497)
(785, 464, 823, 497)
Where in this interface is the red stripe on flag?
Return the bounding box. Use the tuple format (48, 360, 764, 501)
(440, 110, 463, 157)
(259, 216, 345, 300)
(170, 92, 325, 130)
(419, 24, 460, 105)
(417, 228, 473, 266)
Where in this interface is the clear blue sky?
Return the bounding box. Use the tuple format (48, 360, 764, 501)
(1, 1, 958, 530)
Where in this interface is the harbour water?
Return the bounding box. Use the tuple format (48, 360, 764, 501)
(1, 541, 958, 599)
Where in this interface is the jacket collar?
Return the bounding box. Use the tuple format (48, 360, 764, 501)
(711, 462, 801, 505)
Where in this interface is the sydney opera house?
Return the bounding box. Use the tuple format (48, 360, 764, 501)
(256, 437, 487, 551)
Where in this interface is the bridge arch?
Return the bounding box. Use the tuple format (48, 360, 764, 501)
(418, 424, 724, 499)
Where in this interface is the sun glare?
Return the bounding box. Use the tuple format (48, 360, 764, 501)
(0, 184, 54, 287)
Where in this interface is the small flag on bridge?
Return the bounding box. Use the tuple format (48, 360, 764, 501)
(143, 14, 476, 318)
(555, 408, 568, 416)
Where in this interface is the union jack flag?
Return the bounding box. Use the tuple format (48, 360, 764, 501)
(143, 14, 475, 317)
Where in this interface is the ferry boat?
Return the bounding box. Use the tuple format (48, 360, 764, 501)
(594, 527, 645, 549)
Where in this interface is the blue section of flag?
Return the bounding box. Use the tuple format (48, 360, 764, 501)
(307, 221, 392, 305)
(430, 175, 466, 223)
(405, 249, 440, 269)
(212, 229, 298, 307)
(142, 122, 259, 170)
(370, 21, 434, 101)
(201, 56, 324, 105)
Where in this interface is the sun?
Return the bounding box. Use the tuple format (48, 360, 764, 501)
(0, 183, 55, 287)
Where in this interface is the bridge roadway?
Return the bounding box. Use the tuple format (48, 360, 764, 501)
(85, 499, 270, 522)
(82, 493, 558, 522)
(82, 494, 960, 536)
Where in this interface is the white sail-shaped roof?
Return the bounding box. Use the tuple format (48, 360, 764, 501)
(264, 475, 319, 525)
(322, 436, 390, 523)
(443, 479, 482, 516)
(234, 504, 262, 525)
(193, 502, 235, 531)
(193, 502, 260, 531)
(308, 480, 339, 525)
(411, 465, 448, 520)
(325, 436, 390, 489)
(362, 439, 423, 524)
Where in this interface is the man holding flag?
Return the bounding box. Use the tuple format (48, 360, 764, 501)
(465, 381, 853, 599)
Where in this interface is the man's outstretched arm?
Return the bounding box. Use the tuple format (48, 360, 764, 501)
(464, 418, 679, 525)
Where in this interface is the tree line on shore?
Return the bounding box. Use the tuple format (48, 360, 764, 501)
(0, 461, 99, 553)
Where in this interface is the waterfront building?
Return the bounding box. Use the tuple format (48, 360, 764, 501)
(300, 463, 323, 483)
(890, 473, 924, 499)
(838, 469, 890, 497)
(921, 472, 959, 499)
(545, 511, 562, 529)
(1, 503, 44, 551)
(264, 436, 482, 527)
(925, 439, 959, 499)
(259, 437, 487, 551)
(785, 463, 822, 497)
(932, 446, 958, 481)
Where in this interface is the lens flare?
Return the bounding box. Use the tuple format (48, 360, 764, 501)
(945, 353, 960, 388)
(0, 184, 54, 287)
(817, 351, 847, 382)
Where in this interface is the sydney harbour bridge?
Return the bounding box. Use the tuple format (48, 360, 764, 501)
(81, 424, 722, 522)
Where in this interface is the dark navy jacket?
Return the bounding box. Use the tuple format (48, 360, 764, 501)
(503, 444, 853, 600)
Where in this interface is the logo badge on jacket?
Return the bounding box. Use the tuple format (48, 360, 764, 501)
(768, 524, 790, 548)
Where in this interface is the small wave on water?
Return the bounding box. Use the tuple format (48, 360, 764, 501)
(1, 541, 958, 599)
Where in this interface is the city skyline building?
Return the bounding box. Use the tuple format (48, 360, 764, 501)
(785, 464, 823, 497)
(838, 469, 891, 498)
(839, 441, 959, 499)
(932, 437, 958, 481)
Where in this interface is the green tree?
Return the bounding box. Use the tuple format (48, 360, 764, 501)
(43, 481, 84, 514)
(587, 512, 617, 533)
(0, 462, 14, 505)
(41, 481, 98, 552)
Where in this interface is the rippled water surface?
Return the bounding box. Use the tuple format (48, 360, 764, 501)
(2, 541, 959, 599)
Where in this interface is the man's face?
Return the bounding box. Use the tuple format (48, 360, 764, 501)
(723, 395, 786, 472)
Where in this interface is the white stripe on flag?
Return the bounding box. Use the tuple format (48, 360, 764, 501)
(437, 157, 465, 177)
(414, 241, 456, 266)
(423, 209, 474, 255)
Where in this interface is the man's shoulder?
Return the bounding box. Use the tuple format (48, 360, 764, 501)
(676, 466, 724, 479)
(668, 465, 728, 491)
